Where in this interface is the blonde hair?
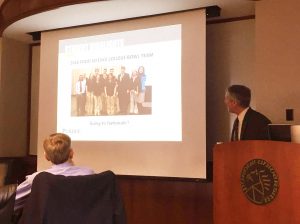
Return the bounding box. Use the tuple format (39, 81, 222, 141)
(43, 133, 71, 164)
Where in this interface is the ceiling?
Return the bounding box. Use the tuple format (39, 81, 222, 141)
(1, 0, 256, 43)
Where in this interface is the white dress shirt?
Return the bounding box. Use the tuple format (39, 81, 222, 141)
(237, 107, 249, 140)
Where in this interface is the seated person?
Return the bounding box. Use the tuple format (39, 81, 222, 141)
(14, 133, 94, 211)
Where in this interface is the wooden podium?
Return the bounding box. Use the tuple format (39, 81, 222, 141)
(213, 140, 300, 224)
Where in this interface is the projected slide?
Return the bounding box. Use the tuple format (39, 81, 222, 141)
(57, 24, 182, 141)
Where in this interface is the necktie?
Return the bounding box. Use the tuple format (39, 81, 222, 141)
(232, 118, 239, 141)
(80, 81, 82, 92)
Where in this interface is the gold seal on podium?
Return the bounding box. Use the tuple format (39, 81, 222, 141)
(240, 159, 279, 205)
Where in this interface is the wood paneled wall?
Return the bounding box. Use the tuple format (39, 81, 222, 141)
(118, 177, 213, 224)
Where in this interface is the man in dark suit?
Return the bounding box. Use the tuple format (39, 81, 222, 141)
(224, 85, 271, 141)
(117, 66, 131, 114)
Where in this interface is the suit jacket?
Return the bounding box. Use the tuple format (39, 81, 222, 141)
(19, 171, 126, 224)
(117, 73, 131, 93)
(231, 108, 271, 141)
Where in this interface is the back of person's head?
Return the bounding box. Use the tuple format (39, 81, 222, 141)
(227, 85, 251, 108)
(43, 133, 72, 164)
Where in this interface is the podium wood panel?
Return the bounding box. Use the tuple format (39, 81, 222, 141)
(213, 140, 300, 224)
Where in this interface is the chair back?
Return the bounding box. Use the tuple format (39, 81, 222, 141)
(20, 171, 126, 224)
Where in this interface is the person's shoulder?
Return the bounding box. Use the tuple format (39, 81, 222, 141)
(21, 171, 43, 184)
(29, 170, 44, 178)
(46, 163, 94, 176)
(73, 165, 95, 175)
(83, 167, 95, 174)
(247, 108, 271, 123)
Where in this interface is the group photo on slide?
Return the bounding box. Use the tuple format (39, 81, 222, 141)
(57, 24, 183, 142)
(71, 65, 151, 117)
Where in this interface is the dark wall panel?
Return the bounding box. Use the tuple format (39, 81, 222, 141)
(118, 177, 213, 224)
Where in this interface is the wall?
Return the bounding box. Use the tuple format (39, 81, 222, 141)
(255, 0, 300, 124)
(118, 178, 212, 224)
(29, 45, 40, 155)
(0, 39, 2, 82)
(206, 19, 255, 159)
(0, 37, 29, 156)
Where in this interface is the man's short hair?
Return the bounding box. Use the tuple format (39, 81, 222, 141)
(43, 133, 71, 165)
(227, 85, 251, 108)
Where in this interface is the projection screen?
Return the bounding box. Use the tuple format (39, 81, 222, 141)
(37, 8, 206, 178)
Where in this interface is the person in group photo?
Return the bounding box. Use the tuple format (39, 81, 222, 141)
(75, 74, 87, 116)
(105, 71, 118, 115)
(137, 66, 147, 114)
(86, 72, 95, 115)
(129, 69, 139, 114)
(93, 73, 102, 116)
(100, 68, 108, 115)
(117, 66, 131, 115)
